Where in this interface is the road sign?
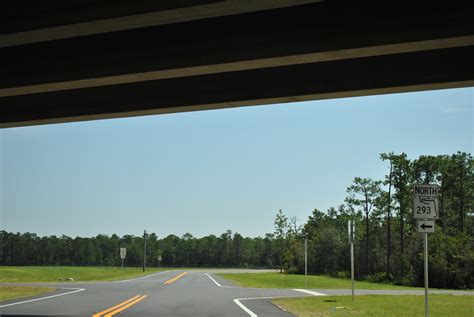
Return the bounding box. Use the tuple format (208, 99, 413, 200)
(417, 220, 435, 233)
(413, 184, 438, 317)
(120, 248, 126, 259)
(158, 255, 162, 261)
(413, 184, 439, 219)
(347, 220, 355, 243)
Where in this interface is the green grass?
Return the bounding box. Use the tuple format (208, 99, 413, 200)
(218, 273, 420, 290)
(273, 295, 474, 317)
(0, 266, 169, 283)
(0, 286, 55, 302)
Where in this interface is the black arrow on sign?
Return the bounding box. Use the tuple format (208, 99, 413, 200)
(420, 223, 433, 230)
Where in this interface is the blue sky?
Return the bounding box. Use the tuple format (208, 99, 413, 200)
(1, 87, 472, 238)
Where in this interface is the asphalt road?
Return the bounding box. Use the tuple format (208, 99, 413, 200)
(1, 271, 472, 317)
(0, 270, 315, 317)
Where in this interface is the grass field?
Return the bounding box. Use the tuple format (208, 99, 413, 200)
(273, 295, 474, 317)
(0, 266, 168, 283)
(0, 286, 55, 302)
(218, 272, 420, 290)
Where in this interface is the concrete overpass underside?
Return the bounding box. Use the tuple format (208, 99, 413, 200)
(1, 1, 473, 128)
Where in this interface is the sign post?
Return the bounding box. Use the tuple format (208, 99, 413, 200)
(348, 220, 355, 302)
(304, 238, 308, 288)
(424, 231, 429, 317)
(158, 255, 162, 268)
(120, 248, 126, 269)
(413, 184, 439, 317)
(143, 230, 147, 272)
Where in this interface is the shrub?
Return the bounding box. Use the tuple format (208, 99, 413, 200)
(366, 272, 390, 283)
(335, 271, 349, 279)
(285, 266, 299, 274)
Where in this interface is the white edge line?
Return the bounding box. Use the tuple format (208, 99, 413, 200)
(203, 273, 260, 289)
(293, 289, 327, 296)
(204, 273, 222, 287)
(233, 291, 327, 317)
(113, 270, 170, 283)
(233, 295, 310, 317)
(233, 299, 258, 317)
(0, 288, 85, 308)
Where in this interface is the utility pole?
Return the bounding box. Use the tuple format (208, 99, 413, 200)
(143, 230, 147, 272)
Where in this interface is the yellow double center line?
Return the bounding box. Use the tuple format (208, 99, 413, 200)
(93, 294, 147, 317)
(164, 271, 188, 285)
(92, 272, 187, 316)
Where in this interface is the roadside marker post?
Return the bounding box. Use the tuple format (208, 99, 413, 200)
(120, 248, 126, 269)
(348, 220, 355, 302)
(413, 183, 439, 317)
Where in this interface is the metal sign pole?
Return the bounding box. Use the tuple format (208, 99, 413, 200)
(351, 233, 355, 302)
(143, 230, 147, 272)
(304, 238, 308, 288)
(348, 220, 355, 302)
(413, 184, 438, 317)
(424, 232, 429, 317)
(121, 258, 124, 269)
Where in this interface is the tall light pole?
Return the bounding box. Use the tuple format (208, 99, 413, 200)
(143, 230, 147, 272)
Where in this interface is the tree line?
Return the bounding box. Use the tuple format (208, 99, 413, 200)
(1, 151, 472, 289)
(0, 230, 276, 269)
(275, 151, 473, 290)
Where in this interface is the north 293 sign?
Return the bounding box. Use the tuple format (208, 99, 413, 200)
(413, 184, 439, 219)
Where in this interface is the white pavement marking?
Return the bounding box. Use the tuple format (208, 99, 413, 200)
(205, 273, 326, 316)
(204, 273, 223, 287)
(0, 288, 85, 308)
(233, 299, 258, 317)
(204, 273, 240, 288)
(293, 289, 327, 296)
(203, 273, 260, 289)
(113, 270, 170, 283)
(234, 295, 310, 317)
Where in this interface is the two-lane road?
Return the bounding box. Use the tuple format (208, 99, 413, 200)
(4, 271, 471, 316)
(0, 270, 318, 316)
